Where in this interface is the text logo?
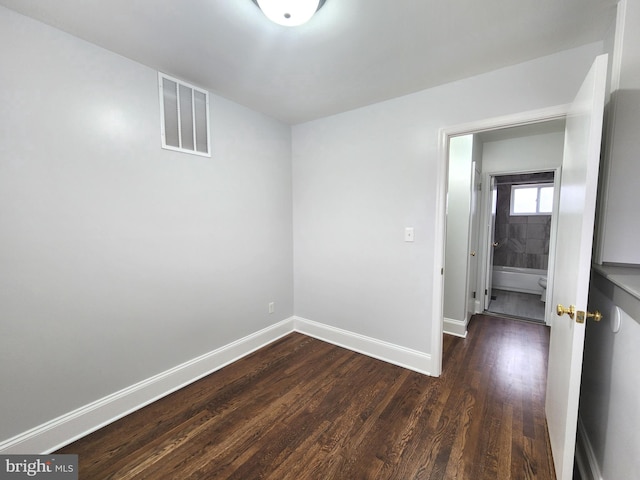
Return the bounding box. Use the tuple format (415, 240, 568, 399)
(0, 455, 77, 479)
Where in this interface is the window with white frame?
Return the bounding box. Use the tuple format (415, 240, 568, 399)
(510, 183, 554, 215)
(159, 73, 210, 157)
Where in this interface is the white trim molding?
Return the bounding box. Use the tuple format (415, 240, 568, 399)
(294, 316, 432, 375)
(0, 316, 434, 455)
(432, 104, 570, 377)
(575, 416, 603, 480)
(443, 318, 467, 338)
(0, 318, 295, 455)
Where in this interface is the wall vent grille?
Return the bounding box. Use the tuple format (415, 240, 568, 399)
(159, 73, 211, 157)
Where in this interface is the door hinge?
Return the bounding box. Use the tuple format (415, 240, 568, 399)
(485, 289, 488, 295)
(472, 291, 476, 299)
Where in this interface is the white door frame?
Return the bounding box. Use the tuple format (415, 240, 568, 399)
(467, 163, 482, 320)
(484, 175, 498, 311)
(480, 167, 561, 326)
(431, 104, 569, 377)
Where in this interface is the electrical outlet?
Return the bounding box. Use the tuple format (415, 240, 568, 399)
(268, 302, 275, 314)
(404, 227, 415, 242)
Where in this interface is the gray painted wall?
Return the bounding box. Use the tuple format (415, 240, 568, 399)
(0, 2, 614, 451)
(0, 7, 293, 442)
(480, 129, 565, 173)
(292, 42, 604, 353)
(579, 2, 640, 478)
(596, 0, 640, 264)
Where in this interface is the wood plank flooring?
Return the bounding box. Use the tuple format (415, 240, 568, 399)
(57, 315, 555, 479)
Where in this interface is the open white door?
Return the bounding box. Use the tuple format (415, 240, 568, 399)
(466, 164, 481, 319)
(484, 177, 498, 310)
(545, 54, 607, 480)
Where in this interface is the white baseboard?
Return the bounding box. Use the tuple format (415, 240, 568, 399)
(575, 416, 603, 480)
(0, 316, 434, 455)
(294, 316, 433, 375)
(443, 317, 467, 338)
(0, 318, 296, 455)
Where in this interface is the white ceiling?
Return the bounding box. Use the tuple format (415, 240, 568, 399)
(0, 0, 617, 124)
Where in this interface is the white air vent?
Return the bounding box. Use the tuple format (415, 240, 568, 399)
(159, 73, 210, 157)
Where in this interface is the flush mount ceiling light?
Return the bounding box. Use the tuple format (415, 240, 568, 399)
(252, 0, 327, 27)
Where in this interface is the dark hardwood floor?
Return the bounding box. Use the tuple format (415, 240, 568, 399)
(57, 315, 555, 479)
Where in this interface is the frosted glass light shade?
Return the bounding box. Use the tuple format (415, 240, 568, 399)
(256, 0, 321, 26)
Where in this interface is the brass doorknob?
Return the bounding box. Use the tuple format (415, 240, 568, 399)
(587, 311, 603, 322)
(492, 242, 499, 247)
(576, 310, 603, 323)
(556, 304, 576, 320)
(470, 251, 476, 256)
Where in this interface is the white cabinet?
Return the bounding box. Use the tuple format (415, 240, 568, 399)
(596, 0, 640, 264)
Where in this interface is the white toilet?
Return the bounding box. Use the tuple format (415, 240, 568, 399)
(538, 276, 547, 302)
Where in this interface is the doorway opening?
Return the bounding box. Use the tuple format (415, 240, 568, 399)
(485, 171, 556, 324)
(432, 56, 608, 480)
(431, 104, 570, 377)
(441, 118, 565, 342)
